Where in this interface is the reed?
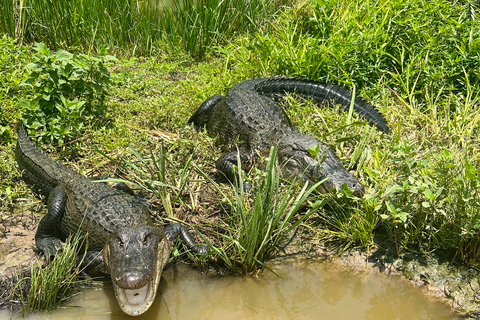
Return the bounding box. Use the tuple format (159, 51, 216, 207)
(0, 0, 274, 57)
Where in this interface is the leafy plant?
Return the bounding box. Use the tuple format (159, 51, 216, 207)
(19, 43, 116, 144)
(380, 141, 480, 261)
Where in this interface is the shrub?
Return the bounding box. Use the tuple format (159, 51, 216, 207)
(18, 43, 116, 144)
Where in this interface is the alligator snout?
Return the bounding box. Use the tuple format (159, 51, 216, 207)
(115, 270, 151, 289)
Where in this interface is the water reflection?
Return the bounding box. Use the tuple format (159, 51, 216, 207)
(3, 260, 457, 320)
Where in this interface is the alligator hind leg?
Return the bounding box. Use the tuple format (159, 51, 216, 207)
(35, 186, 67, 263)
(164, 224, 209, 255)
(188, 95, 224, 131)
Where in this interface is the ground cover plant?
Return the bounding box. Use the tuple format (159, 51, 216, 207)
(0, 0, 480, 316)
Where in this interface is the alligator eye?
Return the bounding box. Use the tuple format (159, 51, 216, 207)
(142, 234, 151, 245)
(117, 237, 124, 248)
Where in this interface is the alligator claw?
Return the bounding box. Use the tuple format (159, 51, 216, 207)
(37, 237, 64, 263)
(242, 181, 252, 193)
(192, 244, 210, 256)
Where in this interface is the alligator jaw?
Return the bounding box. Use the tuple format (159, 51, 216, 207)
(113, 279, 156, 316)
(105, 226, 170, 316)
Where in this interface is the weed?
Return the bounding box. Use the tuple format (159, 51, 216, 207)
(198, 147, 331, 274)
(120, 144, 194, 219)
(18, 43, 116, 144)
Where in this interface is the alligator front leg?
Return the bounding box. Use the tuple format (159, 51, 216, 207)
(35, 185, 67, 263)
(164, 224, 209, 255)
(216, 151, 255, 191)
(80, 250, 110, 274)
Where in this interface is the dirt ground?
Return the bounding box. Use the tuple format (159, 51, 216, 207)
(0, 214, 41, 279)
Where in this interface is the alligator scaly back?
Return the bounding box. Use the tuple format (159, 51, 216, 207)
(249, 77, 390, 133)
(15, 125, 77, 196)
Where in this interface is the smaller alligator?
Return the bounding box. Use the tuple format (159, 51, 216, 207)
(15, 125, 208, 316)
(188, 77, 389, 196)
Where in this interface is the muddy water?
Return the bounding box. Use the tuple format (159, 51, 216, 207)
(2, 260, 457, 320)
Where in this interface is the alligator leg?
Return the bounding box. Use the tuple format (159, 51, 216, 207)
(35, 185, 67, 263)
(80, 251, 109, 273)
(216, 151, 255, 191)
(164, 224, 209, 255)
(90, 176, 135, 196)
(188, 95, 224, 131)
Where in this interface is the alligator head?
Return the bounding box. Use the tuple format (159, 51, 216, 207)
(103, 225, 170, 316)
(280, 136, 365, 197)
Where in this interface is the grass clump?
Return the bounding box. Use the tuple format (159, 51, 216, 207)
(8, 232, 89, 315)
(120, 143, 194, 219)
(201, 147, 331, 274)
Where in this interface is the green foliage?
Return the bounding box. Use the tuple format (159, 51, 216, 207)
(0, 36, 31, 144)
(382, 142, 480, 261)
(224, 0, 480, 103)
(1, 0, 275, 57)
(160, 0, 274, 58)
(120, 143, 194, 219)
(19, 43, 116, 144)
(198, 147, 330, 274)
(11, 231, 88, 314)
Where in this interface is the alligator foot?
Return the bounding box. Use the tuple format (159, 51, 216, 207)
(90, 176, 135, 196)
(36, 236, 63, 263)
(164, 224, 209, 255)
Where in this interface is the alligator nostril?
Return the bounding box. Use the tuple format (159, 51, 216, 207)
(352, 183, 365, 197)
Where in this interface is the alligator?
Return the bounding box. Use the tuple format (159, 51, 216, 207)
(15, 125, 208, 316)
(188, 77, 389, 196)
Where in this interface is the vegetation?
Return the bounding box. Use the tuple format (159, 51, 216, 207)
(0, 0, 274, 57)
(9, 232, 89, 314)
(19, 43, 116, 144)
(0, 0, 479, 315)
(199, 147, 331, 274)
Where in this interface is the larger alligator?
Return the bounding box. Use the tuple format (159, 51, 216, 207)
(188, 77, 389, 196)
(15, 125, 208, 316)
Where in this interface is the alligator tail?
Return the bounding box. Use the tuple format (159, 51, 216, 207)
(16, 125, 74, 196)
(253, 77, 390, 133)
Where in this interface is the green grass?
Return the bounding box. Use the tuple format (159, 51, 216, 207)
(10, 231, 89, 314)
(194, 147, 331, 274)
(0, 0, 276, 57)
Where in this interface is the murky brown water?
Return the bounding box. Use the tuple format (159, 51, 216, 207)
(1, 260, 457, 320)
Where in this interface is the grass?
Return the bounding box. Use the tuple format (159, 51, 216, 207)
(8, 231, 89, 315)
(0, 0, 276, 57)
(195, 147, 331, 274)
